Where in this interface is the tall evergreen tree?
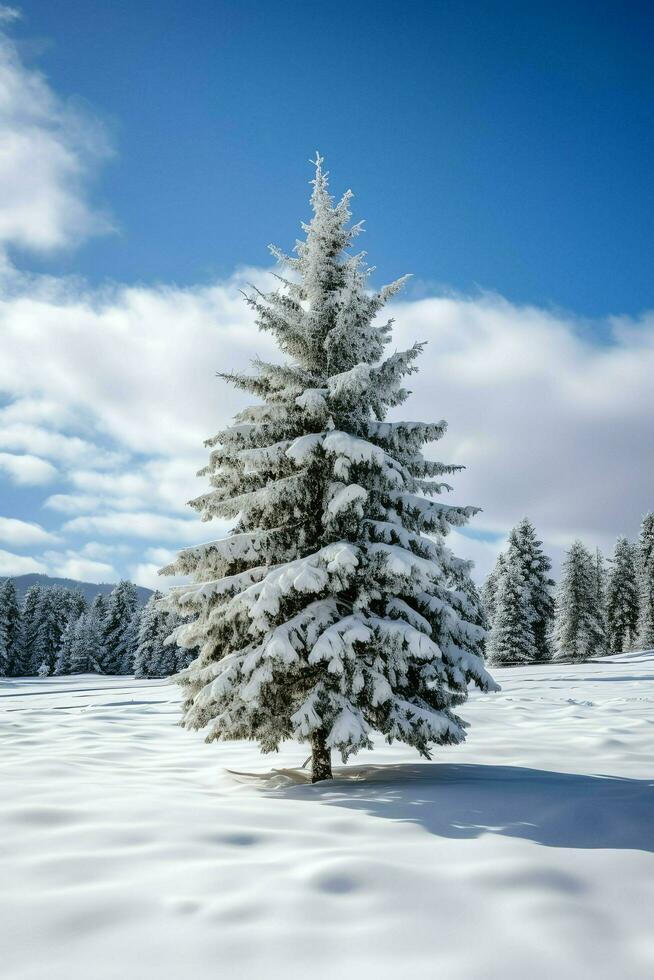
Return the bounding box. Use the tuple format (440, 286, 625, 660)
(22, 584, 44, 672)
(592, 548, 609, 656)
(637, 513, 654, 649)
(507, 518, 555, 660)
(483, 518, 554, 663)
(554, 540, 606, 661)
(53, 591, 88, 675)
(0, 579, 23, 676)
(606, 536, 640, 654)
(487, 562, 537, 665)
(64, 612, 104, 673)
(89, 594, 108, 667)
(123, 607, 142, 674)
(134, 592, 180, 677)
(54, 616, 76, 675)
(481, 552, 505, 624)
(161, 157, 497, 782)
(100, 581, 138, 674)
(90, 592, 107, 623)
(32, 589, 60, 674)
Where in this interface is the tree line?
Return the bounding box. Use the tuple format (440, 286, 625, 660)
(483, 513, 654, 663)
(0, 580, 188, 679)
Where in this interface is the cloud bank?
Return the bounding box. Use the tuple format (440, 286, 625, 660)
(2, 269, 654, 584)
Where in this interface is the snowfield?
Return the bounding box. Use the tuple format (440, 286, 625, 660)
(1, 653, 653, 980)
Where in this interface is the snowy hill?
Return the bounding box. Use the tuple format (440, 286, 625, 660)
(1, 652, 652, 980)
(6, 572, 153, 605)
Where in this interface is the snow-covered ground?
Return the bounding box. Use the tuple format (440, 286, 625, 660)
(1, 653, 653, 980)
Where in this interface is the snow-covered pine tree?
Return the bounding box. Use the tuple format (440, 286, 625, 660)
(606, 536, 640, 654)
(89, 594, 108, 665)
(100, 581, 138, 674)
(481, 552, 505, 624)
(637, 513, 654, 650)
(22, 584, 44, 674)
(134, 592, 180, 677)
(483, 519, 554, 663)
(486, 562, 537, 665)
(161, 156, 498, 782)
(175, 642, 196, 673)
(66, 590, 87, 621)
(0, 579, 23, 676)
(67, 612, 104, 673)
(592, 548, 609, 656)
(554, 540, 606, 661)
(122, 607, 142, 674)
(91, 592, 107, 623)
(34, 588, 86, 675)
(506, 518, 554, 660)
(0, 588, 10, 676)
(54, 616, 76, 675)
(31, 589, 59, 674)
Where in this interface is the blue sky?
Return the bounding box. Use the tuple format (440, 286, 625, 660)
(1, 2, 654, 588)
(13, 0, 654, 316)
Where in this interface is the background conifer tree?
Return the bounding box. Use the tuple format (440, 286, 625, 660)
(483, 518, 554, 663)
(592, 548, 609, 656)
(0, 579, 23, 676)
(90, 593, 107, 623)
(481, 552, 505, 624)
(68, 613, 104, 673)
(124, 607, 143, 673)
(637, 513, 654, 649)
(31, 590, 59, 674)
(100, 581, 138, 674)
(606, 537, 640, 653)
(54, 617, 76, 675)
(22, 584, 45, 672)
(554, 540, 606, 661)
(134, 592, 180, 677)
(507, 518, 555, 660)
(487, 562, 537, 665)
(161, 157, 497, 782)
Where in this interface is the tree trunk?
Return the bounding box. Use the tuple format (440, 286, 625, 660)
(311, 731, 332, 782)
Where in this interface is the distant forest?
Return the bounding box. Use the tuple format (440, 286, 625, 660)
(0, 578, 190, 679)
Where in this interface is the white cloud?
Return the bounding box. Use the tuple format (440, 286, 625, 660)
(0, 451, 57, 484)
(0, 268, 275, 458)
(41, 552, 118, 583)
(62, 510, 228, 544)
(0, 548, 46, 575)
(390, 294, 654, 558)
(0, 397, 78, 428)
(0, 515, 58, 546)
(128, 561, 184, 592)
(44, 493, 103, 514)
(0, 420, 125, 467)
(79, 540, 133, 560)
(0, 17, 112, 257)
(66, 457, 208, 515)
(143, 546, 177, 564)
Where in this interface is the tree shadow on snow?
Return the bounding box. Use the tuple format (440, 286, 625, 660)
(276, 763, 654, 852)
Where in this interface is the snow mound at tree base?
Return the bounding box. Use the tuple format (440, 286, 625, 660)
(1, 653, 653, 980)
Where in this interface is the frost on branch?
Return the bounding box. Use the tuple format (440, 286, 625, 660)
(161, 155, 497, 781)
